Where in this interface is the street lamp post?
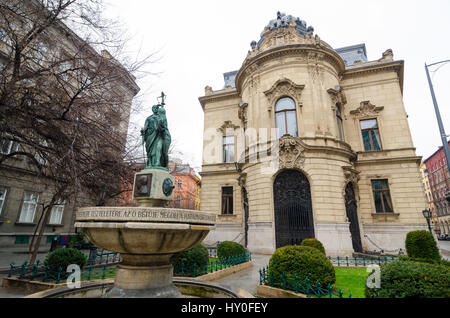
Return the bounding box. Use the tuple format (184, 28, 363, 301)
(425, 61, 450, 204)
(422, 209, 433, 234)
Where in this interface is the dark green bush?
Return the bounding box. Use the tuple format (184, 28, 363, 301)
(44, 248, 87, 272)
(405, 230, 440, 261)
(269, 245, 335, 288)
(170, 244, 209, 269)
(365, 260, 450, 298)
(398, 256, 450, 267)
(217, 241, 246, 259)
(300, 238, 326, 255)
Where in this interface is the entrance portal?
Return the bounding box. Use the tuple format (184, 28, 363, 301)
(273, 170, 314, 248)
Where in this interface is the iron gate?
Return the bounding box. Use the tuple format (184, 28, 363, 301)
(273, 170, 315, 248)
(345, 182, 363, 253)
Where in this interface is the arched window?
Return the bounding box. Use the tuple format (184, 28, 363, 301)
(336, 104, 344, 141)
(275, 97, 298, 138)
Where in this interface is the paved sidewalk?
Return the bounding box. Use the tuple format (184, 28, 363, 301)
(212, 253, 272, 296)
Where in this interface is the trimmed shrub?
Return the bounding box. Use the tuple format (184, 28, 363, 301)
(44, 247, 87, 272)
(269, 245, 335, 288)
(405, 230, 440, 261)
(398, 256, 450, 267)
(300, 238, 326, 255)
(170, 244, 209, 269)
(217, 241, 246, 259)
(365, 260, 450, 298)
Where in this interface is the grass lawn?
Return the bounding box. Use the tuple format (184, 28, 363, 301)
(333, 267, 369, 298)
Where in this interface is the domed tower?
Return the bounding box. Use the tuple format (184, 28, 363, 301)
(199, 12, 427, 256)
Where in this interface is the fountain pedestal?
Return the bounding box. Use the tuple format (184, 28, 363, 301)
(75, 208, 215, 298)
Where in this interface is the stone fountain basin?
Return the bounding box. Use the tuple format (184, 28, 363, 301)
(75, 207, 216, 258)
(76, 222, 212, 256)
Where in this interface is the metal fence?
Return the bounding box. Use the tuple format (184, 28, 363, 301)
(259, 266, 352, 298)
(87, 248, 121, 265)
(174, 252, 252, 278)
(8, 261, 117, 284)
(7, 248, 120, 283)
(328, 255, 396, 267)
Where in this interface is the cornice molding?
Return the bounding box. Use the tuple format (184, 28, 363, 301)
(198, 89, 240, 110)
(236, 44, 345, 93)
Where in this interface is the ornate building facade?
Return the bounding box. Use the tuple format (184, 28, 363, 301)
(199, 13, 428, 256)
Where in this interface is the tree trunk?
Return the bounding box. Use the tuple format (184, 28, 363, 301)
(29, 205, 52, 265)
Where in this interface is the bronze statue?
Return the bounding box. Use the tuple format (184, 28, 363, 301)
(141, 93, 171, 170)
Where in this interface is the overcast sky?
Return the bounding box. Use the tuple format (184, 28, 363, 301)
(104, 0, 450, 170)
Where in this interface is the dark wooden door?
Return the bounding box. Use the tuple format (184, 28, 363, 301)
(273, 170, 315, 248)
(345, 182, 363, 253)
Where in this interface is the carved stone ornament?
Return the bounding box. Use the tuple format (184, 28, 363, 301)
(278, 135, 306, 169)
(342, 166, 361, 197)
(349, 101, 384, 118)
(238, 102, 249, 130)
(217, 121, 240, 134)
(327, 87, 347, 109)
(264, 78, 305, 112)
(237, 172, 247, 188)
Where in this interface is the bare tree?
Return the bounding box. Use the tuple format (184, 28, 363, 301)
(0, 0, 152, 264)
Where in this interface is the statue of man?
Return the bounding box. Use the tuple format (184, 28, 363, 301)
(141, 103, 171, 169)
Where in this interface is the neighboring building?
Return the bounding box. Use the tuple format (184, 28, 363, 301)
(423, 141, 450, 235)
(199, 12, 427, 256)
(0, 4, 139, 247)
(168, 159, 201, 210)
(419, 162, 436, 222)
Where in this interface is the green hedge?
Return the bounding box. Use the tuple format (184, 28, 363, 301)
(301, 238, 326, 255)
(405, 230, 440, 261)
(170, 244, 209, 269)
(269, 245, 335, 288)
(398, 256, 450, 267)
(44, 248, 87, 272)
(365, 260, 450, 298)
(217, 241, 245, 259)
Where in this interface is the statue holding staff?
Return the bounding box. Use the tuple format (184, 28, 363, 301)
(141, 92, 171, 170)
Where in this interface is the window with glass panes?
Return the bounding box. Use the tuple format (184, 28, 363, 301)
(275, 97, 298, 138)
(223, 136, 235, 163)
(371, 180, 393, 213)
(19, 192, 39, 223)
(1, 139, 19, 155)
(49, 201, 65, 225)
(0, 188, 6, 215)
(221, 187, 233, 215)
(360, 119, 381, 151)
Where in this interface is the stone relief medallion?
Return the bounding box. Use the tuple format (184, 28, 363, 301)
(134, 174, 152, 197)
(278, 135, 305, 169)
(162, 178, 174, 196)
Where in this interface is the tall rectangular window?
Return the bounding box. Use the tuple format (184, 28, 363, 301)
(221, 187, 233, 215)
(371, 180, 393, 213)
(275, 97, 298, 138)
(223, 136, 235, 163)
(49, 201, 65, 225)
(19, 192, 39, 223)
(360, 119, 381, 151)
(0, 188, 6, 215)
